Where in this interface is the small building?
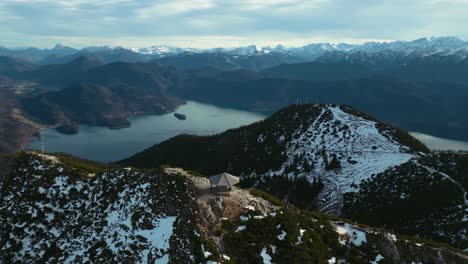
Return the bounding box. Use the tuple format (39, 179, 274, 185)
(209, 172, 240, 192)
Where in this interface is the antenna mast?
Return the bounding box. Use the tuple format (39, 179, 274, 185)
(40, 137, 44, 153)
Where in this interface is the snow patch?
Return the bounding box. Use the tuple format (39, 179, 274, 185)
(260, 247, 272, 264)
(335, 223, 367, 246)
(371, 254, 384, 264)
(277, 230, 287, 240)
(235, 226, 246, 232)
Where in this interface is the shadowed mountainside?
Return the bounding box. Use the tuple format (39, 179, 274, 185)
(172, 75, 468, 141)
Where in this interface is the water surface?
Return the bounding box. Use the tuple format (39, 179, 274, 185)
(410, 132, 468, 151)
(28, 104, 468, 163)
(28, 101, 266, 162)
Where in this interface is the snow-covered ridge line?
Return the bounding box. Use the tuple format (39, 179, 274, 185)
(124, 36, 468, 56)
(267, 105, 415, 190)
(9, 36, 466, 58)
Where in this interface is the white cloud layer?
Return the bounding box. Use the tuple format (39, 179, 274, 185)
(0, 0, 467, 48)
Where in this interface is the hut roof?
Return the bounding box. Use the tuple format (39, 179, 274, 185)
(209, 172, 240, 188)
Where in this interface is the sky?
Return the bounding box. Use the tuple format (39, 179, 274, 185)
(1, 0, 468, 49)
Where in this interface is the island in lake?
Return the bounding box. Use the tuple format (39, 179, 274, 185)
(174, 113, 187, 120)
(27, 101, 266, 162)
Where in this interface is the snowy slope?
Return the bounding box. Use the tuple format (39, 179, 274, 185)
(1, 151, 466, 262)
(253, 105, 414, 213)
(0, 153, 197, 263)
(239, 104, 466, 247)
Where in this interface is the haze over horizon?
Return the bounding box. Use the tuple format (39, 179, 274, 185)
(2, 36, 468, 51)
(1, 0, 468, 48)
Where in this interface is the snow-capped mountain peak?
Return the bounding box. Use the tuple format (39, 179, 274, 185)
(131, 46, 200, 56)
(60, 36, 468, 61)
(274, 44, 287, 51)
(228, 44, 264, 56)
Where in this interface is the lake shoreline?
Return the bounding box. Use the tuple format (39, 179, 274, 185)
(410, 132, 468, 152)
(24, 102, 468, 162)
(26, 101, 267, 162)
(22, 101, 189, 154)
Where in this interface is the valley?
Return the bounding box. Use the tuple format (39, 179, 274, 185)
(2, 37, 468, 155)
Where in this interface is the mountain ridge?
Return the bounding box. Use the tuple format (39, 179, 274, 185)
(1, 151, 467, 263)
(120, 104, 466, 249)
(2, 36, 467, 65)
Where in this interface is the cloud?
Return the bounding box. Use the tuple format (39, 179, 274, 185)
(136, 0, 215, 18)
(235, 0, 326, 11)
(0, 0, 467, 48)
(1, 0, 133, 7)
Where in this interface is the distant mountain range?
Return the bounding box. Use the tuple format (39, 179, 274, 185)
(1, 36, 468, 154)
(2, 36, 468, 67)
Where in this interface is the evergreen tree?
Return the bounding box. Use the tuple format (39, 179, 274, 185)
(326, 154, 341, 171)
